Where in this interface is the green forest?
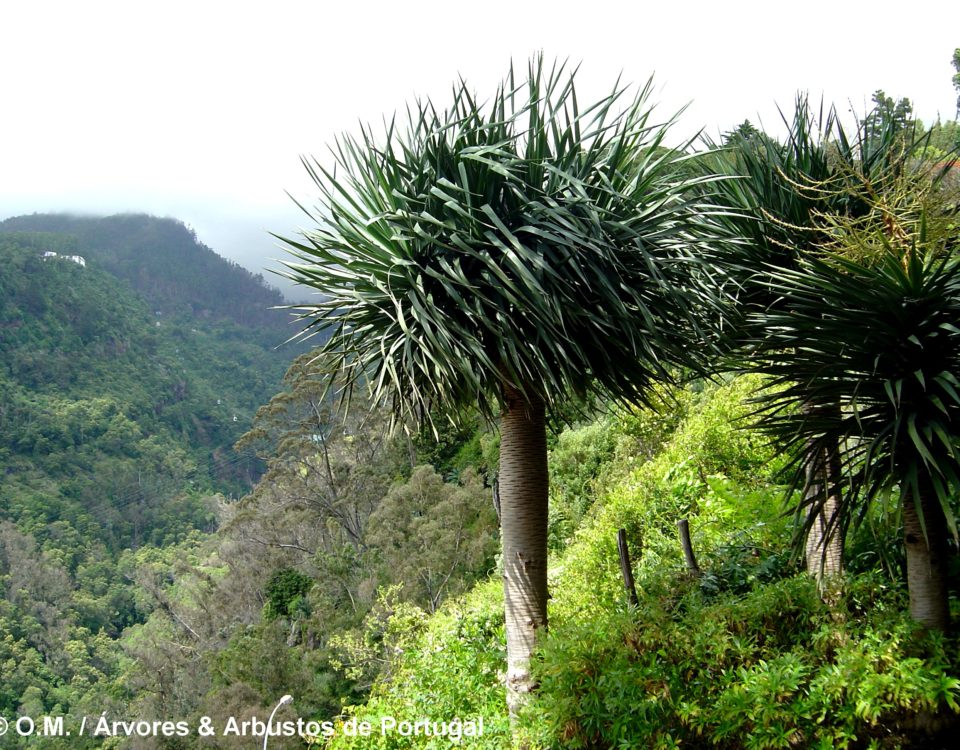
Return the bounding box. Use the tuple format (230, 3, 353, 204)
(2, 53, 960, 750)
(0, 216, 299, 747)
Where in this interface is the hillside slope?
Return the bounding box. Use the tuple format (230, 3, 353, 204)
(320, 379, 960, 750)
(0, 213, 291, 334)
(0, 218, 313, 741)
(0, 224, 293, 549)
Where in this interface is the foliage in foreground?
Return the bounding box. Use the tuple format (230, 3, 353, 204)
(533, 576, 959, 750)
(322, 378, 960, 749)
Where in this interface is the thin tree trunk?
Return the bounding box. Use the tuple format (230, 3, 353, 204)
(804, 447, 844, 580)
(499, 382, 549, 718)
(903, 481, 950, 631)
(617, 529, 639, 607)
(802, 404, 844, 583)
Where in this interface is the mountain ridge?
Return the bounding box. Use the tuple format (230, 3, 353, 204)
(0, 212, 296, 336)
(0, 217, 299, 552)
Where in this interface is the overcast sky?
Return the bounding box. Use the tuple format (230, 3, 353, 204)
(3, 1, 958, 298)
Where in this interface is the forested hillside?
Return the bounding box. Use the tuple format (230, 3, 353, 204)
(0, 220, 299, 745)
(0, 223, 295, 535)
(0, 214, 288, 333)
(322, 379, 960, 750)
(2, 55, 959, 750)
(0, 217, 496, 749)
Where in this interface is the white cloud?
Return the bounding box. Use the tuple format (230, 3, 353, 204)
(3, 0, 958, 284)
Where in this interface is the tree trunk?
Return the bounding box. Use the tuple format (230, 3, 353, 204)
(617, 529, 639, 607)
(802, 404, 844, 583)
(903, 483, 951, 631)
(678, 518, 701, 575)
(499, 382, 549, 718)
(804, 444, 844, 581)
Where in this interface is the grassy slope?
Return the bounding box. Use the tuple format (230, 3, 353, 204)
(318, 377, 959, 750)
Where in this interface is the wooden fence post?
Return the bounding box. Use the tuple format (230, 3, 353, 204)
(617, 528, 640, 607)
(678, 518, 701, 575)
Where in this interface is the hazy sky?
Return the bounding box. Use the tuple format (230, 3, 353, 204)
(3, 1, 958, 298)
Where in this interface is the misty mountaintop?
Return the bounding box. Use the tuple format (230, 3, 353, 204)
(0, 214, 306, 553)
(0, 212, 296, 335)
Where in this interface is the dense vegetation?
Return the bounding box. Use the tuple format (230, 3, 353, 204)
(0, 224, 291, 539)
(1, 58, 960, 750)
(0, 214, 289, 333)
(0, 217, 500, 746)
(0, 219, 298, 746)
(273, 60, 960, 749)
(319, 378, 959, 750)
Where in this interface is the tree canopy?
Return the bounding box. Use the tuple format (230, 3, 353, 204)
(279, 57, 730, 428)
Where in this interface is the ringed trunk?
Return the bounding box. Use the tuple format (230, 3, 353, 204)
(499, 382, 549, 717)
(903, 483, 951, 631)
(804, 443, 844, 581)
(801, 403, 844, 583)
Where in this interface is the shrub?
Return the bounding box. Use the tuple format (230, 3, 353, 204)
(320, 581, 510, 749)
(314, 376, 960, 748)
(264, 568, 314, 620)
(531, 574, 960, 749)
(548, 417, 619, 549)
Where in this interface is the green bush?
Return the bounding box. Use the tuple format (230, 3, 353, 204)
(321, 580, 510, 749)
(548, 416, 619, 549)
(314, 376, 959, 749)
(530, 575, 960, 749)
(264, 568, 314, 620)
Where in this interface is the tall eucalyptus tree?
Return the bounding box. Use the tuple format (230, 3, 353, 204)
(278, 58, 729, 713)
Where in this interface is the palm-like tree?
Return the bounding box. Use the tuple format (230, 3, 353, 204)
(708, 98, 922, 582)
(278, 58, 729, 713)
(712, 98, 959, 628)
(746, 230, 960, 630)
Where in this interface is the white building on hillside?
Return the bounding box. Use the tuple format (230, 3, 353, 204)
(40, 251, 86, 266)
